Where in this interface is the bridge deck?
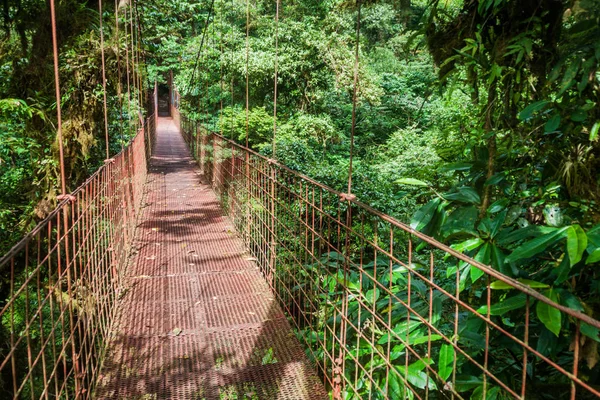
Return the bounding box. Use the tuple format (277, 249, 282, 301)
(96, 117, 326, 399)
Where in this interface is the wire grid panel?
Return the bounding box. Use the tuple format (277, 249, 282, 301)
(0, 118, 154, 399)
(177, 114, 600, 400)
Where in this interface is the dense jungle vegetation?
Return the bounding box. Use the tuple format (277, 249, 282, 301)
(1, 0, 600, 398)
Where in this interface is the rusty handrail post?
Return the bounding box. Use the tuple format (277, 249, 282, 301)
(268, 160, 277, 289)
(245, 151, 251, 254)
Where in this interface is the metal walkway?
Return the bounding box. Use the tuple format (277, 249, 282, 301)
(96, 118, 326, 399)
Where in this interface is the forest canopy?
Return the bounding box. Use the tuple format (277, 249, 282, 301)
(1, 0, 599, 397)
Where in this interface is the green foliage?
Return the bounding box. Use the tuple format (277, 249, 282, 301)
(2, 0, 599, 397)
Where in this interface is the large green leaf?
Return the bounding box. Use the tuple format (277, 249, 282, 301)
(400, 359, 437, 390)
(489, 278, 549, 290)
(506, 227, 568, 263)
(536, 289, 561, 337)
(444, 187, 481, 204)
(478, 293, 527, 315)
(581, 323, 600, 343)
(438, 344, 455, 382)
(471, 243, 491, 283)
(490, 244, 507, 274)
(410, 198, 441, 231)
(566, 225, 587, 266)
(544, 114, 561, 133)
(587, 249, 600, 264)
(442, 206, 478, 239)
(440, 162, 472, 172)
(396, 177, 429, 187)
(557, 59, 581, 97)
(518, 100, 550, 121)
(487, 198, 509, 213)
(450, 237, 484, 255)
(590, 122, 599, 142)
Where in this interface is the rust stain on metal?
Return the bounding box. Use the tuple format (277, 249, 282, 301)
(96, 117, 327, 399)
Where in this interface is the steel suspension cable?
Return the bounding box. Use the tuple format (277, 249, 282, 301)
(189, 0, 216, 90)
(230, 0, 234, 140)
(219, 0, 224, 136)
(133, 0, 143, 106)
(271, 0, 280, 157)
(115, 0, 124, 148)
(245, 0, 249, 148)
(124, 3, 132, 132)
(99, 0, 110, 159)
(49, 0, 67, 197)
(205, 1, 214, 131)
(129, 1, 138, 112)
(347, 0, 362, 198)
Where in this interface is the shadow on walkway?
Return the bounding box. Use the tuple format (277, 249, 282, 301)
(96, 117, 326, 399)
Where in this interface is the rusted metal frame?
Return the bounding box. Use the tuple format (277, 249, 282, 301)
(22, 303, 79, 397)
(239, 164, 343, 242)
(24, 241, 35, 400)
(214, 131, 600, 327)
(252, 222, 325, 322)
(62, 199, 82, 397)
(571, 321, 581, 400)
(0, 268, 81, 372)
(335, 251, 560, 397)
(195, 120, 599, 396)
(13, 297, 82, 397)
(349, 269, 532, 398)
(9, 248, 25, 398)
(344, 246, 598, 396)
(316, 294, 420, 399)
(248, 214, 327, 315)
(34, 229, 50, 400)
(331, 276, 462, 398)
(73, 189, 92, 399)
(328, 316, 423, 399)
(47, 218, 59, 398)
(55, 206, 70, 399)
(0, 122, 150, 399)
(0, 124, 148, 269)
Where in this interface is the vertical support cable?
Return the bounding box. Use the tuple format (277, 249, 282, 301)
(271, 0, 280, 157)
(134, 0, 148, 106)
(129, 0, 138, 118)
(347, 0, 361, 197)
(268, 0, 280, 294)
(99, 0, 110, 159)
(124, 3, 132, 133)
(115, 0, 124, 148)
(336, 1, 362, 397)
(49, 0, 67, 197)
(49, 1, 81, 396)
(230, 0, 234, 141)
(134, 0, 144, 107)
(243, 0, 251, 252)
(245, 0, 250, 149)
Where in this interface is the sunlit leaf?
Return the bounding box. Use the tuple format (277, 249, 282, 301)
(536, 289, 561, 337)
(506, 227, 568, 263)
(566, 225, 587, 266)
(478, 293, 527, 315)
(410, 198, 441, 231)
(438, 344, 455, 382)
(396, 178, 429, 186)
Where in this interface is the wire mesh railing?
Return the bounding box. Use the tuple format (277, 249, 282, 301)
(0, 116, 155, 399)
(179, 113, 600, 400)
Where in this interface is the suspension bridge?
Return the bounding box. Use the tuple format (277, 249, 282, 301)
(2, 0, 600, 399)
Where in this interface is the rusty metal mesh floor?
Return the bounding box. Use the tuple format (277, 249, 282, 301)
(96, 118, 327, 400)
